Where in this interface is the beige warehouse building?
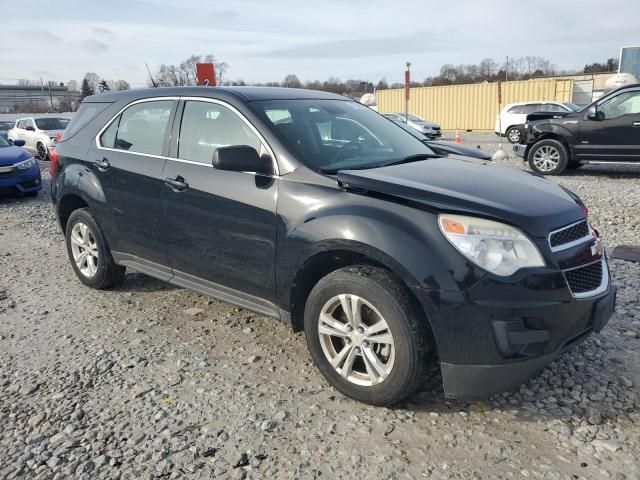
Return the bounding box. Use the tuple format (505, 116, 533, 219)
(376, 73, 615, 131)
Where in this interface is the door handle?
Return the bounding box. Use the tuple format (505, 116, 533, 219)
(633, 122, 640, 127)
(164, 176, 189, 191)
(94, 158, 110, 170)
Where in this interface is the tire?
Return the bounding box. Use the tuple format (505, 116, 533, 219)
(304, 265, 431, 406)
(65, 208, 126, 289)
(36, 142, 48, 161)
(527, 139, 569, 175)
(506, 126, 521, 144)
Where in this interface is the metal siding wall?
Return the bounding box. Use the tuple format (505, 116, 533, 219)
(377, 78, 578, 130)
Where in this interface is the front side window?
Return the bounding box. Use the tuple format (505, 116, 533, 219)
(178, 101, 262, 164)
(253, 99, 435, 173)
(100, 100, 174, 156)
(598, 91, 640, 120)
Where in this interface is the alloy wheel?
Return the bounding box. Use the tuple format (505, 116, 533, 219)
(37, 143, 48, 161)
(532, 145, 560, 172)
(318, 294, 395, 386)
(508, 129, 520, 143)
(70, 222, 99, 278)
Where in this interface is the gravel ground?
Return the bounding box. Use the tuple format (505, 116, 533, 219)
(1, 133, 639, 480)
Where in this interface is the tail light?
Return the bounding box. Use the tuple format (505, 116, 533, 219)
(49, 147, 59, 176)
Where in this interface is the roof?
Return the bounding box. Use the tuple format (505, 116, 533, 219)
(85, 86, 349, 103)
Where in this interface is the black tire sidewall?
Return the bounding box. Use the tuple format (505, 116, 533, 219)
(65, 209, 117, 289)
(304, 266, 428, 406)
(506, 127, 520, 144)
(528, 139, 568, 175)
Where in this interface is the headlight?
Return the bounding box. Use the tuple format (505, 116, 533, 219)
(438, 214, 545, 276)
(15, 156, 37, 170)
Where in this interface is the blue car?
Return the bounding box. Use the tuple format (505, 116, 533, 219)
(0, 136, 42, 196)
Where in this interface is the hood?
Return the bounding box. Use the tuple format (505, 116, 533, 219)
(411, 121, 439, 128)
(0, 145, 32, 167)
(426, 140, 491, 160)
(337, 157, 584, 237)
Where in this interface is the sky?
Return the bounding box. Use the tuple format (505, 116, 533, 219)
(0, 0, 638, 88)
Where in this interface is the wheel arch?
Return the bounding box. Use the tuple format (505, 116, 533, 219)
(57, 193, 90, 233)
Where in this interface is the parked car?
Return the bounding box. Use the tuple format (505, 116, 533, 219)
(389, 118, 491, 160)
(383, 112, 442, 139)
(0, 120, 15, 139)
(7, 116, 71, 160)
(514, 84, 640, 175)
(495, 102, 580, 144)
(51, 87, 615, 405)
(0, 136, 42, 196)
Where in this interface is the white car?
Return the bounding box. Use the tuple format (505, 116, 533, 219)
(383, 113, 442, 139)
(495, 102, 580, 143)
(7, 117, 71, 160)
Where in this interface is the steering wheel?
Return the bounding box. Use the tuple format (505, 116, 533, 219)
(330, 140, 362, 164)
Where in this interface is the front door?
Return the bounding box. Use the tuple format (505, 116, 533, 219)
(577, 88, 640, 161)
(161, 99, 279, 306)
(90, 98, 177, 274)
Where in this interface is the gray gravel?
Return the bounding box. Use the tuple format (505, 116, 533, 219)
(1, 135, 639, 479)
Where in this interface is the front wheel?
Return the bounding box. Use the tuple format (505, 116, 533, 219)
(528, 139, 569, 175)
(304, 266, 431, 406)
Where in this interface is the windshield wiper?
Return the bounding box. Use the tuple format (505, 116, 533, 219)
(380, 153, 437, 168)
(320, 153, 437, 174)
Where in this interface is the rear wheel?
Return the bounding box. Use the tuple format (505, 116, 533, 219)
(506, 126, 521, 144)
(65, 208, 126, 289)
(528, 139, 569, 175)
(304, 265, 431, 406)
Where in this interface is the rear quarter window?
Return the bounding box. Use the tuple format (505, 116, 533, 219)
(507, 106, 523, 114)
(63, 102, 112, 140)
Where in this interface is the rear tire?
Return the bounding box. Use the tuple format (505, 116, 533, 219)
(36, 142, 48, 161)
(304, 265, 431, 406)
(528, 139, 569, 175)
(65, 208, 126, 289)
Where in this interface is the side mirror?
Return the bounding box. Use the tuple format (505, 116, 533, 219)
(12, 139, 26, 147)
(212, 145, 272, 175)
(587, 106, 604, 121)
(25, 125, 35, 131)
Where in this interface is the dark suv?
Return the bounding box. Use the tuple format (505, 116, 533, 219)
(515, 84, 640, 175)
(51, 87, 616, 406)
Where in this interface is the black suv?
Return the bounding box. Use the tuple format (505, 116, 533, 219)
(51, 87, 615, 405)
(515, 84, 640, 175)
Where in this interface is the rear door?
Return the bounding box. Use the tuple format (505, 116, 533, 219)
(91, 98, 178, 275)
(577, 88, 640, 161)
(161, 98, 279, 306)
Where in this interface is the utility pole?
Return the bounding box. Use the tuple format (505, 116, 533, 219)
(405, 62, 411, 123)
(505, 56, 509, 82)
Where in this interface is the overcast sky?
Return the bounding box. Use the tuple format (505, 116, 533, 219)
(1, 0, 638, 87)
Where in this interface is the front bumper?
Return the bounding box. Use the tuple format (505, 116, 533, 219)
(513, 144, 527, 158)
(413, 254, 615, 400)
(0, 164, 42, 194)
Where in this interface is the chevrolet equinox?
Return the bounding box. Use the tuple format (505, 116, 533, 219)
(51, 87, 616, 406)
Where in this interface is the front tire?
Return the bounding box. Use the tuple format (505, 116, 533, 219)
(65, 208, 126, 289)
(528, 139, 569, 175)
(506, 126, 521, 144)
(36, 142, 48, 161)
(304, 266, 431, 406)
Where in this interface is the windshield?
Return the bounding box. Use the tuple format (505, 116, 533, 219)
(34, 118, 71, 130)
(0, 135, 10, 147)
(252, 99, 435, 173)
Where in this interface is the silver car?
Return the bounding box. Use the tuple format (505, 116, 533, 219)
(7, 117, 71, 160)
(383, 112, 442, 139)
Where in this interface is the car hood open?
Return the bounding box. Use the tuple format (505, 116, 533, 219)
(337, 157, 584, 237)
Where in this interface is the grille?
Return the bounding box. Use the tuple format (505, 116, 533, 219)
(565, 261, 603, 294)
(550, 221, 589, 248)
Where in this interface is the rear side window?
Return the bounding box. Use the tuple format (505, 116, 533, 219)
(522, 104, 543, 114)
(100, 100, 174, 156)
(64, 103, 110, 139)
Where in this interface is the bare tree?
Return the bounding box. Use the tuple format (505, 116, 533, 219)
(155, 54, 229, 86)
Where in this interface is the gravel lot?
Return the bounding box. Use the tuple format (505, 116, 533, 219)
(1, 132, 639, 480)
